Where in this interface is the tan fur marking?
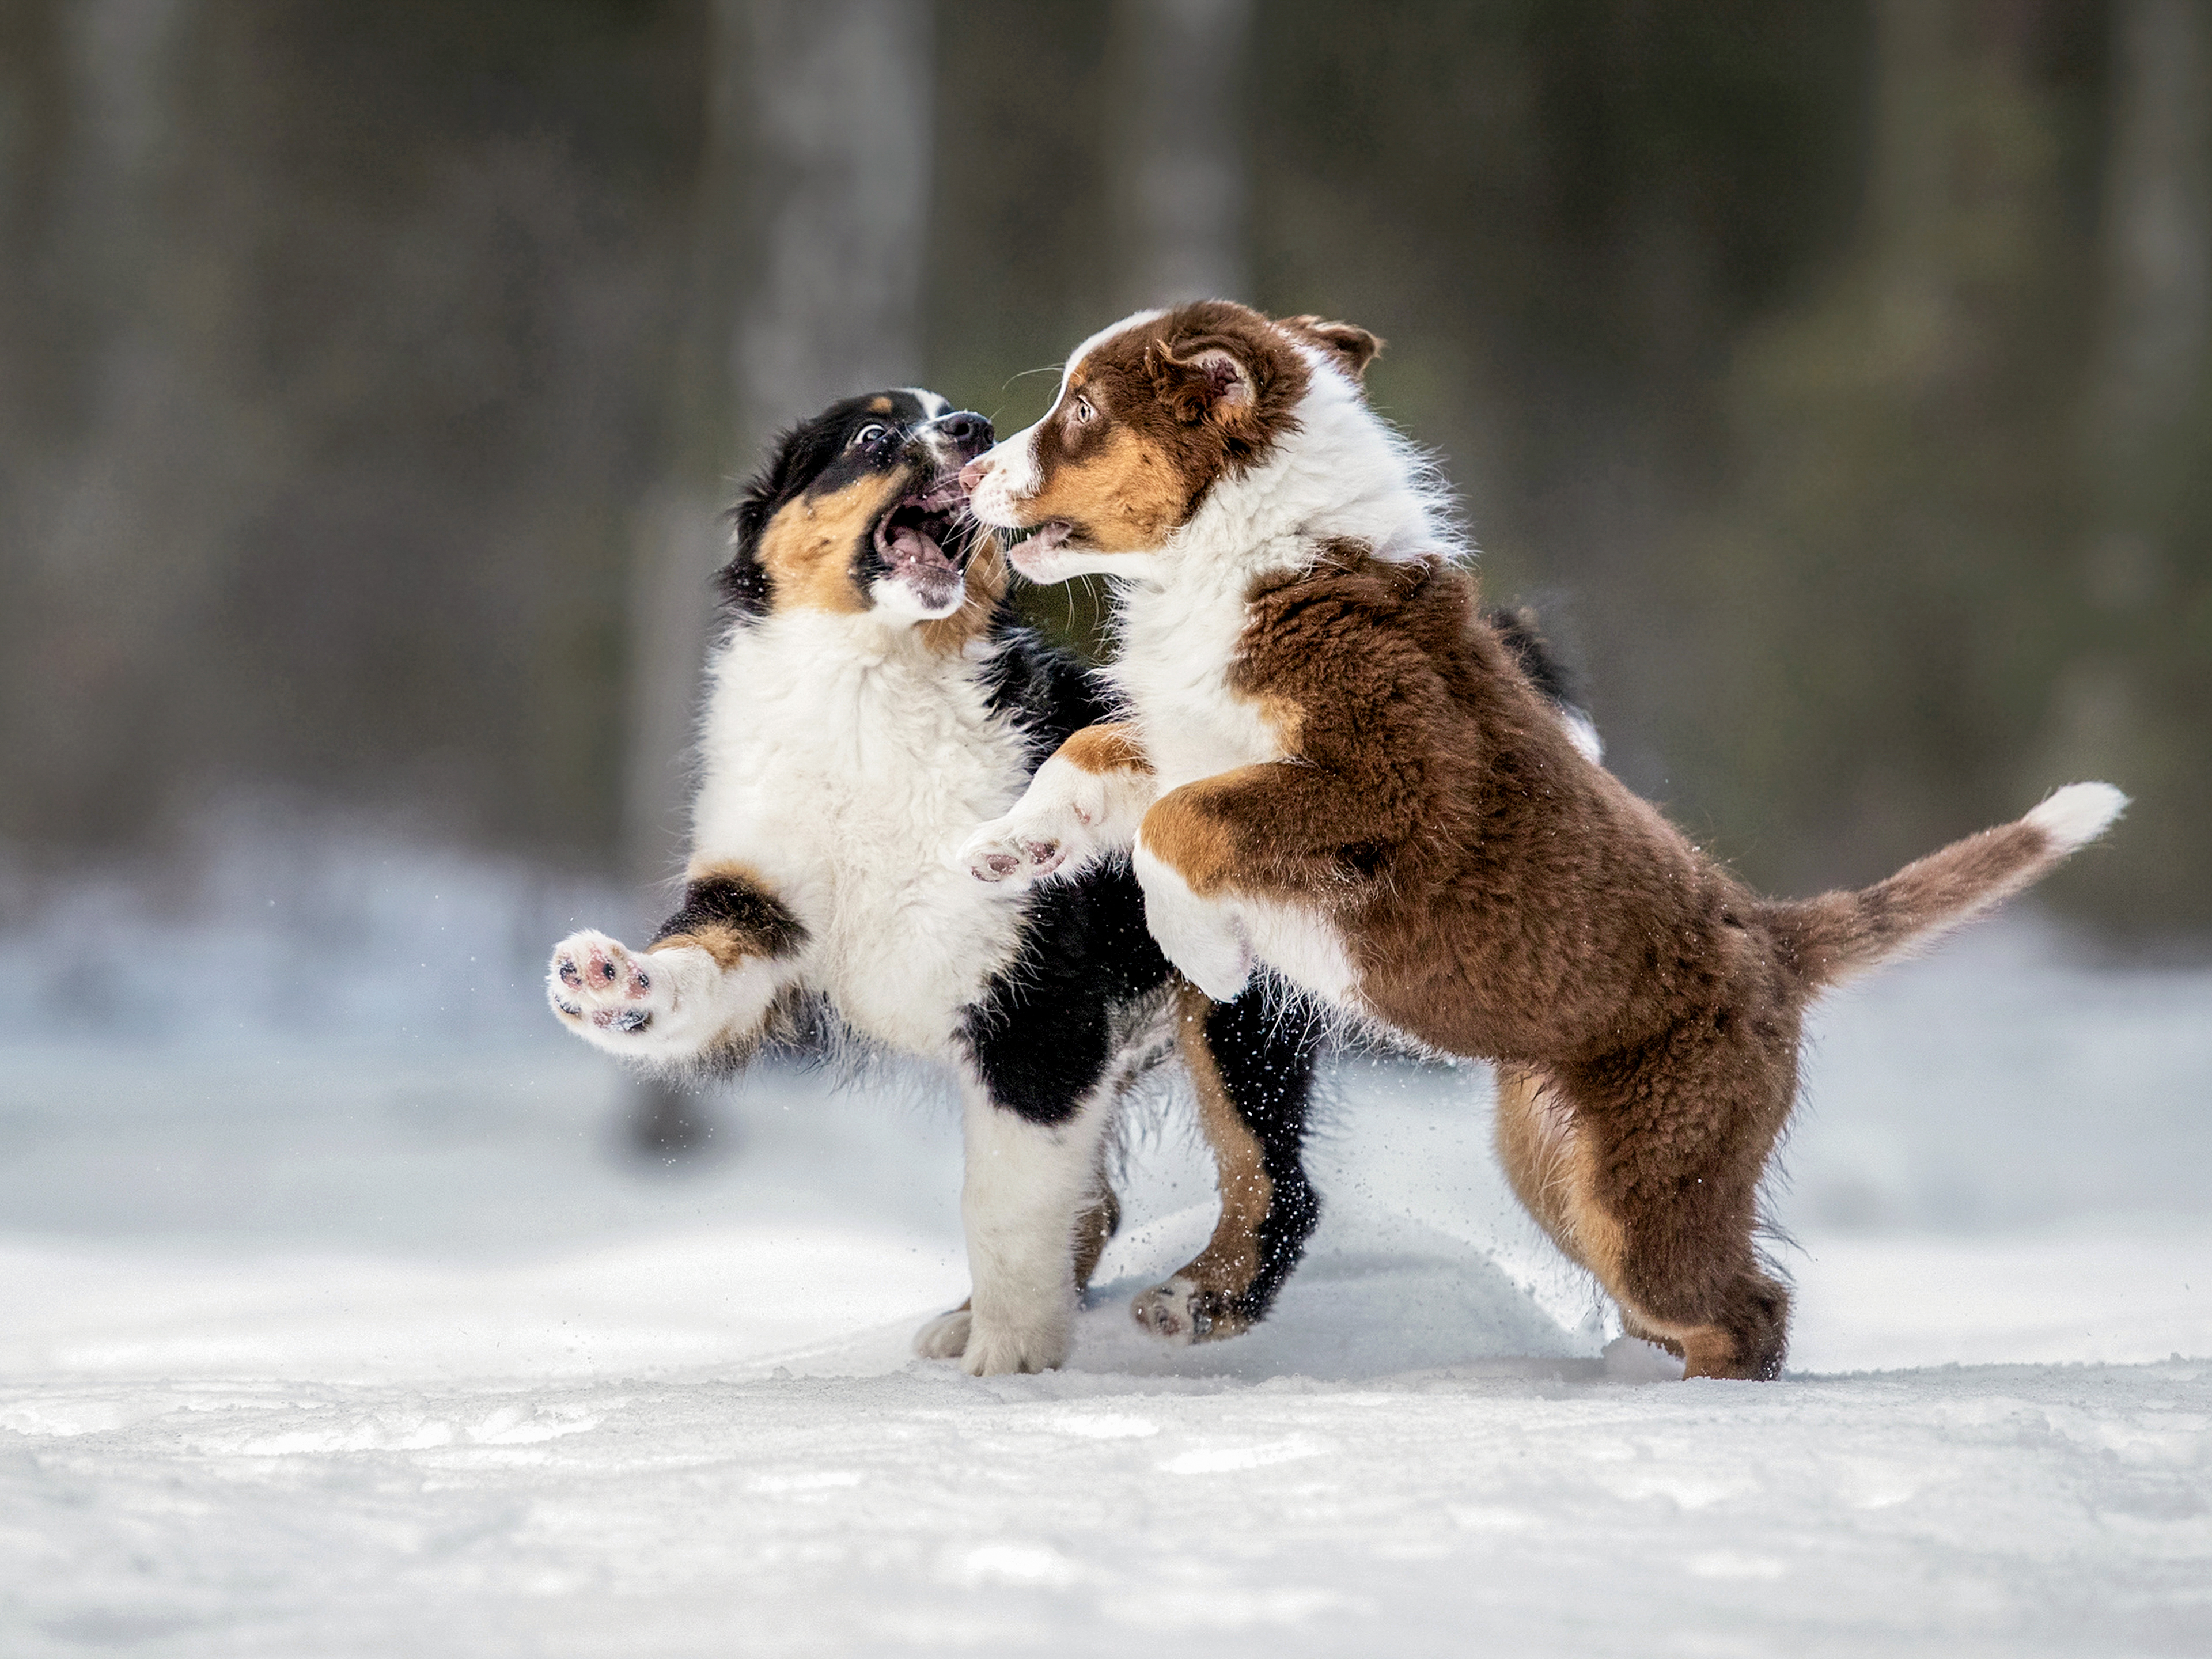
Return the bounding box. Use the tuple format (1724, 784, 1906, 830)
(682, 856, 774, 889)
(1492, 1065, 1626, 1289)
(1254, 693, 1304, 752)
(867, 395, 893, 413)
(645, 929, 748, 971)
(1494, 1068, 1743, 1377)
(656, 858, 791, 967)
(755, 474, 903, 615)
(1160, 982, 1272, 1336)
(1141, 775, 1261, 898)
(1001, 303, 1312, 565)
(1071, 1184, 1121, 1294)
(1059, 722, 1153, 777)
(1023, 421, 1191, 552)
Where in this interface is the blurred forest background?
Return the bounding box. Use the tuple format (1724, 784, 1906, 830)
(1, 0, 2205, 965)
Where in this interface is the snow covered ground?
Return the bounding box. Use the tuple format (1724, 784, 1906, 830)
(2, 894, 2207, 1656)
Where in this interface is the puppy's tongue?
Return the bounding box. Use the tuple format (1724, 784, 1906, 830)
(886, 525, 947, 571)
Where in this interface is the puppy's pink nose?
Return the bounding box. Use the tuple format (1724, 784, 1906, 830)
(959, 455, 993, 494)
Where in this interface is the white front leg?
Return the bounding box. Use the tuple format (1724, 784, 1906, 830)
(1131, 840, 1253, 1003)
(958, 746, 1160, 889)
(950, 1077, 1117, 1376)
(547, 931, 785, 1067)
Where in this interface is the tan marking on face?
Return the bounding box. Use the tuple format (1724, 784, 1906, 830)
(918, 536, 1009, 654)
(867, 395, 894, 413)
(1002, 302, 1314, 559)
(1059, 721, 1153, 777)
(1021, 419, 1192, 551)
(754, 472, 905, 615)
(1157, 980, 1271, 1335)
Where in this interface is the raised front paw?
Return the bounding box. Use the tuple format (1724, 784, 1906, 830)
(957, 816, 1070, 888)
(548, 930, 671, 1040)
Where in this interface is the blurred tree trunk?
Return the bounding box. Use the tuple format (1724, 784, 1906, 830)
(1667, 0, 2115, 896)
(2044, 0, 2212, 925)
(1866, 0, 1956, 378)
(622, 0, 934, 1152)
(2085, 0, 2208, 552)
(1109, 0, 1252, 309)
(5, 0, 214, 838)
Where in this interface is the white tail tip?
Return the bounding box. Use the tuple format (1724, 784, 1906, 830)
(2024, 782, 2128, 853)
(1561, 708, 1605, 766)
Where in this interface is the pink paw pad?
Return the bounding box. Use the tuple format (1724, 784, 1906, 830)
(549, 937, 656, 1033)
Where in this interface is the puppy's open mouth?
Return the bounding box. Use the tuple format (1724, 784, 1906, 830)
(1001, 520, 1075, 558)
(873, 475, 971, 586)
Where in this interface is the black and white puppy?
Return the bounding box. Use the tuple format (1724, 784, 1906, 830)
(547, 391, 1325, 1373)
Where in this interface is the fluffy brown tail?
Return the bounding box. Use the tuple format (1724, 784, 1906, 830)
(1771, 782, 2127, 993)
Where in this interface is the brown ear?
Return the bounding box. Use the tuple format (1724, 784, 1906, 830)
(1279, 315, 1384, 383)
(1148, 336, 1259, 426)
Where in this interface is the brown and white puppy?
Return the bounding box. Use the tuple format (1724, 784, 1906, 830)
(956, 302, 2127, 1380)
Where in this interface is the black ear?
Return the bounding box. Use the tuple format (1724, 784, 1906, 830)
(1279, 315, 1384, 383)
(730, 417, 838, 551)
(721, 416, 839, 620)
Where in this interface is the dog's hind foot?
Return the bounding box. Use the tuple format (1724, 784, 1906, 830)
(1130, 1276, 1253, 1345)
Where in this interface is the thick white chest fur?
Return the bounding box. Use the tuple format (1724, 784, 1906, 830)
(1108, 559, 1369, 1010)
(1110, 563, 1287, 785)
(691, 612, 1036, 1055)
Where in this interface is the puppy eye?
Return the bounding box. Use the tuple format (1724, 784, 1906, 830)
(850, 422, 890, 449)
(1071, 397, 1095, 425)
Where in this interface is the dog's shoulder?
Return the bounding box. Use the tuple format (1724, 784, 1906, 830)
(1234, 543, 1470, 687)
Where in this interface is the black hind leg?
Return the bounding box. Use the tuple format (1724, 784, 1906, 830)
(1132, 981, 1324, 1342)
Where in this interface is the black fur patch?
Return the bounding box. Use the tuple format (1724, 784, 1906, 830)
(960, 861, 1168, 1126)
(1486, 603, 1581, 713)
(1204, 984, 1325, 1324)
(715, 550, 773, 620)
(975, 608, 1118, 760)
(963, 606, 1326, 1322)
(650, 873, 808, 959)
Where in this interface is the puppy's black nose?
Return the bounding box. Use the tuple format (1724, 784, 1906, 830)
(939, 412, 992, 459)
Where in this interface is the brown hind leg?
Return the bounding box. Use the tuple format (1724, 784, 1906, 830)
(1497, 1056, 1792, 1381)
(1494, 1064, 1628, 1285)
(1131, 982, 1322, 1343)
(1071, 1180, 1122, 1294)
